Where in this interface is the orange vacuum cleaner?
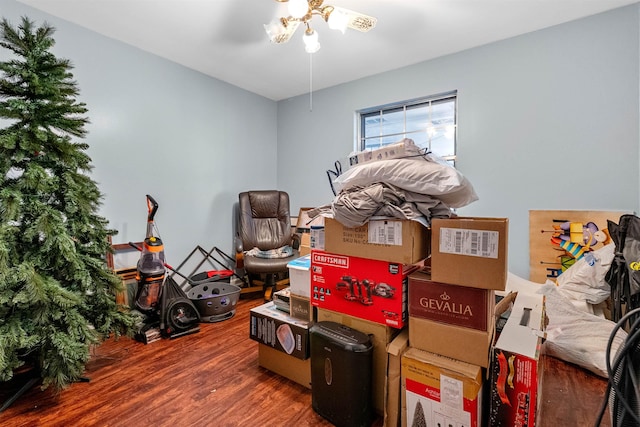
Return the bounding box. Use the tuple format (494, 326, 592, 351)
(131, 195, 200, 344)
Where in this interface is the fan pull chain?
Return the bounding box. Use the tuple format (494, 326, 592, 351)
(309, 52, 313, 112)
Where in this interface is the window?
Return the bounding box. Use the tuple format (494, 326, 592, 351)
(358, 92, 457, 164)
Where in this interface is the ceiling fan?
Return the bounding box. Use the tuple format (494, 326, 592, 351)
(264, 0, 377, 53)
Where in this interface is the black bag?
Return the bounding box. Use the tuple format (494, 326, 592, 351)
(606, 214, 640, 323)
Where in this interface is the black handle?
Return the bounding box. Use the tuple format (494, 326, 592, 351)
(146, 194, 158, 222)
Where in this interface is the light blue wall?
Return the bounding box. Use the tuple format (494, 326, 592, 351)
(2, 0, 279, 266)
(3, 1, 639, 279)
(277, 4, 640, 279)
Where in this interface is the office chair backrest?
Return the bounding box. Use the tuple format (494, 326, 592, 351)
(239, 190, 292, 251)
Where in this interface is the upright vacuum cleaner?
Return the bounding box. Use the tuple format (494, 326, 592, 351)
(132, 195, 200, 344)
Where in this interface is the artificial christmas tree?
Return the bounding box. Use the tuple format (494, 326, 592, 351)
(0, 17, 135, 393)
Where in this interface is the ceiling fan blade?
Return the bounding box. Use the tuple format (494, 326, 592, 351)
(273, 20, 300, 44)
(334, 7, 377, 32)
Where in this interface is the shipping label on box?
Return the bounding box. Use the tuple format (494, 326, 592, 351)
(323, 217, 430, 264)
(489, 293, 546, 427)
(402, 348, 483, 427)
(431, 217, 508, 290)
(311, 250, 418, 328)
(249, 302, 310, 360)
(409, 269, 493, 331)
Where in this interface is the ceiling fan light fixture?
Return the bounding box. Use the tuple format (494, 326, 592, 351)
(327, 8, 348, 34)
(289, 0, 309, 19)
(303, 28, 320, 53)
(264, 20, 284, 43)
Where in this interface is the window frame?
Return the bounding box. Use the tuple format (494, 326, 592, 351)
(356, 91, 458, 164)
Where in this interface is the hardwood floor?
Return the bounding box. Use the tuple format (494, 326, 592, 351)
(0, 297, 381, 427)
(0, 294, 615, 427)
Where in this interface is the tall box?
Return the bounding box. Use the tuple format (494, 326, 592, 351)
(311, 250, 419, 328)
(249, 302, 310, 360)
(402, 348, 484, 427)
(385, 329, 409, 427)
(324, 217, 430, 264)
(489, 293, 546, 427)
(287, 254, 311, 298)
(317, 307, 400, 416)
(431, 217, 508, 290)
(258, 343, 311, 389)
(408, 269, 495, 368)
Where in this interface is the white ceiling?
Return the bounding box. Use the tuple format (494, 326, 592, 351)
(17, 0, 639, 101)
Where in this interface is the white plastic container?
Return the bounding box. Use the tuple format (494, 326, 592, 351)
(287, 254, 311, 298)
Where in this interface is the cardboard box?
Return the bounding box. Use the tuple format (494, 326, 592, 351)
(287, 254, 311, 298)
(489, 293, 546, 427)
(289, 293, 313, 322)
(324, 217, 430, 264)
(317, 307, 400, 416)
(409, 315, 494, 369)
(299, 232, 311, 256)
(249, 302, 310, 360)
(295, 208, 324, 233)
(409, 269, 494, 332)
(431, 217, 509, 290)
(311, 250, 419, 328)
(402, 347, 484, 427)
(347, 140, 412, 167)
(258, 343, 311, 389)
(385, 329, 409, 427)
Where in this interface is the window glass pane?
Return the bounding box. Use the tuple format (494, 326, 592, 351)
(431, 99, 455, 127)
(363, 136, 382, 151)
(430, 128, 455, 158)
(406, 104, 429, 133)
(363, 112, 382, 137)
(381, 107, 404, 136)
(406, 131, 428, 150)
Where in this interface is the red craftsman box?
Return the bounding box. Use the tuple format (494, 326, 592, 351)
(310, 250, 419, 328)
(489, 292, 546, 427)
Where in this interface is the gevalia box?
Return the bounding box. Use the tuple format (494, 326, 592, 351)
(323, 217, 430, 264)
(431, 217, 508, 290)
(258, 343, 311, 389)
(489, 293, 546, 427)
(316, 307, 400, 416)
(402, 347, 484, 427)
(409, 268, 495, 331)
(289, 293, 313, 322)
(385, 329, 409, 427)
(249, 302, 310, 360)
(287, 254, 311, 298)
(311, 250, 420, 328)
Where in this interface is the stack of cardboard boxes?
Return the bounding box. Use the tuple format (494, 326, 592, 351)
(311, 217, 430, 421)
(249, 214, 546, 427)
(403, 217, 508, 427)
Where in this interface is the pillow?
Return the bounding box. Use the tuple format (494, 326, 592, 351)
(333, 156, 478, 208)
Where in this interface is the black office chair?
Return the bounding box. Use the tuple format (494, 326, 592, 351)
(236, 190, 300, 300)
